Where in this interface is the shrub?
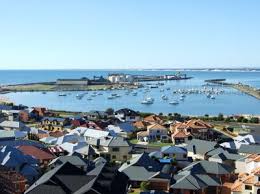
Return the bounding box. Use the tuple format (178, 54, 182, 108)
(140, 181, 150, 191)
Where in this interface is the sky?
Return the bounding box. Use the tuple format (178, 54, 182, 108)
(0, 0, 260, 69)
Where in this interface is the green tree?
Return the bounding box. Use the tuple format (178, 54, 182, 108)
(105, 108, 114, 115)
(237, 116, 244, 122)
(218, 113, 224, 121)
(250, 117, 259, 123)
(140, 181, 150, 191)
(242, 118, 248, 123)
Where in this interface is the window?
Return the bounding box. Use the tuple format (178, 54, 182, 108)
(112, 155, 116, 159)
(123, 155, 128, 160)
(157, 130, 160, 133)
(183, 154, 187, 158)
(258, 176, 260, 181)
(245, 185, 252, 190)
(112, 147, 120, 152)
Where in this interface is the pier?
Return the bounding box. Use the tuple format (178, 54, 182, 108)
(205, 79, 260, 100)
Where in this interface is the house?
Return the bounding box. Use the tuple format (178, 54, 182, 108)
(56, 78, 89, 85)
(19, 110, 30, 122)
(84, 128, 110, 141)
(0, 130, 27, 141)
(17, 145, 55, 168)
(170, 119, 214, 140)
(170, 160, 234, 194)
(144, 114, 164, 124)
(137, 123, 169, 142)
(186, 139, 217, 160)
(48, 155, 89, 170)
(85, 110, 108, 120)
(86, 136, 132, 162)
(235, 154, 260, 174)
(149, 146, 190, 168)
(133, 120, 150, 130)
(71, 116, 87, 127)
(0, 120, 29, 131)
(107, 122, 135, 138)
(230, 167, 260, 194)
(41, 117, 70, 131)
(115, 108, 140, 122)
(238, 144, 260, 155)
(0, 146, 40, 183)
(25, 159, 129, 194)
(119, 153, 162, 187)
(28, 127, 49, 139)
(1, 109, 21, 121)
(0, 165, 27, 194)
(59, 142, 95, 159)
(171, 128, 191, 144)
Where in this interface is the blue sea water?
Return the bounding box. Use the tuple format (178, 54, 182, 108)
(0, 70, 259, 115)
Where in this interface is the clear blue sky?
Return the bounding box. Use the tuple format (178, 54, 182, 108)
(0, 0, 260, 69)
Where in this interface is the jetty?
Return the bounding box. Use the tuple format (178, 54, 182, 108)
(205, 79, 260, 100)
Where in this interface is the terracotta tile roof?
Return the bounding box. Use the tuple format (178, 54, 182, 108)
(171, 130, 190, 138)
(231, 174, 255, 192)
(18, 145, 55, 161)
(144, 115, 163, 123)
(147, 123, 167, 130)
(133, 121, 149, 129)
(172, 119, 213, 130)
(49, 131, 64, 138)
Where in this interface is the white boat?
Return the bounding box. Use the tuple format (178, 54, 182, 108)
(161, 95, 168, 100)
(210, 95, 215, 99)
(141, 97, 154, 104)
(76, 94, 84, 99)
(181, 94, 186, 98)
(132, 92, 138, 96)
(59, 93, 67, 96)
(169, 100, 179, 105)
(42, 91, 47, 94)
(87, 97, 92, 100)
(179, 97, 184, 101)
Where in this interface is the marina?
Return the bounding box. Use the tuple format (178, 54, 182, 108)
(0, 70, 260, 115)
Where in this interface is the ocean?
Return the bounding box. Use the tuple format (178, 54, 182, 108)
(0, 70, 259, 115)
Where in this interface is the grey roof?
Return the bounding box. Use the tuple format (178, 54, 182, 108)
(161, 145, 187, 154)
(119, 153, 161, 181)
(180, 160, 234, 175)
(0, 120, 26, 129)
(86, 136, 130, 147)
(115, 108, 139, 116)
(210, 152, 243, 161)
(25, 162, 95, 194)
(186, 139, 217, 156)
(171, 173, 220, 190)
(49, 155, 88, 167)
(41, 117, 66, 122)
(238, 144, 260, 154)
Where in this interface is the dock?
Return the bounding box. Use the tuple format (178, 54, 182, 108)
(205, 79, 260, 100)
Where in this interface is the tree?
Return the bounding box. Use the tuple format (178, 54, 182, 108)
(140, 181, 150, 191)
(218, 113, 224, 121)
(237, 116, 244, 122)
(159, 112, 163, 116)
(242, 118, 248, 123)
(250, 117, 259, 123)
(105, 108, 114, 115)
(225, 117, 231, 123)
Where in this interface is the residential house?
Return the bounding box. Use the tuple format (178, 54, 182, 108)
(86, 136, 132, 162)
(59, 142, 95, 159)
(107, 122, 135, 138)
(25, 159, 129, 194)
(170, 119, 214, 140)
(137, 123, 169, 142)
(119, 153, 163, 187)
(171, 128, 191, 145)
(133, 120, 150, 131)
(170, 160, 234, 194)
(0, 120, 29, 131)
(2, 109, 21, 121)
(19, 110, 30, 122)
(17, 145, 55, 168)
(230, 167, 260, 194)
(48, 155, 89, 170)
(0, 130, 27, 141)
(0, 146, 40, 183)
(186, 139, 217, 160)
(115, 108, 140, 122)
(0, 165, 27, 194)
(41, 117, 70, 131)
(149, 145, 190, 168)
(144, 114, 164, 124)
(85, 110, 108, 120)
(84, 128, 110, 141)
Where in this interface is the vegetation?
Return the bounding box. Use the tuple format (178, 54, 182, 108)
(140, 181, 150, 191)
